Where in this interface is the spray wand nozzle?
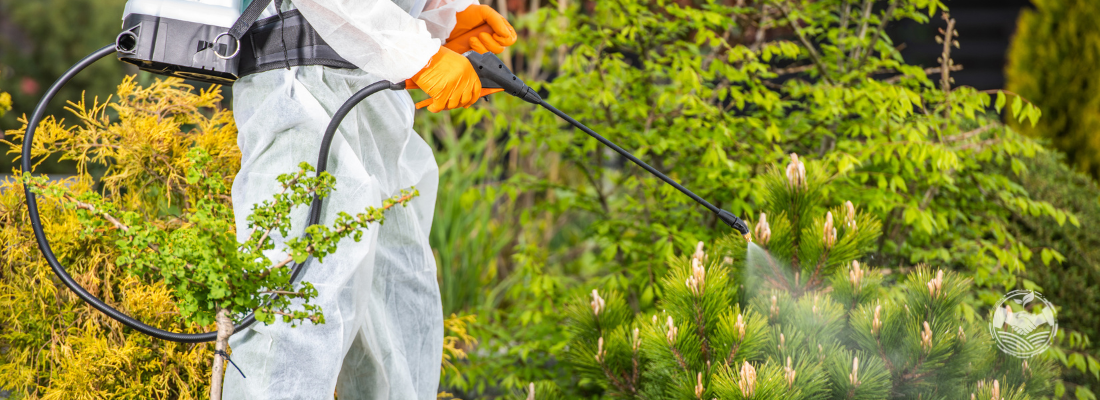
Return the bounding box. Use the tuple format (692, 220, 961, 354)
(464, 52, 752, 239)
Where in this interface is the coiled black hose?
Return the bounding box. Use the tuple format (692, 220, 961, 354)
(23, 45, 746, 344)
(21, 44, 401, 343)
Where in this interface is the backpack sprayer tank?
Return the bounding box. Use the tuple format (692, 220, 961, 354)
(116, 0, 243, 84)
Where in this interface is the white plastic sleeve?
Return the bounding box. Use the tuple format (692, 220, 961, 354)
(419, 0, 481, 41)
(292, 0, 444, 82)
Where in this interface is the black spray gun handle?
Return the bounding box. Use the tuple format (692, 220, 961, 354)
(463, 52, 752, 238)
(464, 51, 544, 105)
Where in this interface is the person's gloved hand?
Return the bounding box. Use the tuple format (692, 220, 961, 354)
(408, 47, 483, 113)
(444, 4, 517, 54)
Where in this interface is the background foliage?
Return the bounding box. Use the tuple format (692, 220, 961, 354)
(1005, 0, 1100, 179)
(0, 0, 131, 173)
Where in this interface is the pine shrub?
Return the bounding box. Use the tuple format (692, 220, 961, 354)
(555, 155, 1056, 400)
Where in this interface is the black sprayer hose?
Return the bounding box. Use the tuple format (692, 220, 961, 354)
(537, 100, 751, 235)
(461, 51, 751, 236)
(21, 44, 402, 343)
(538, 100, 720, 215)
(306, 80, 405, 230)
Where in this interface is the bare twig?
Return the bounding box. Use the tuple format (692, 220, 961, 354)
(751, 4, 771, 51)
(955, 138, 1001, 151)
(857, 0, 897, 67)
(880, 65, 962, 84)
(68, 197, 131, 233)
(271, 309, 322, 324)
(837, 0, 852, 70)
(935, 12, 958, 139)
(943, 124, 993, 143)
(849, 0, 874, 60)
(260, 290, 306, 296)
(772, 64, 816, 76)
(939, 14, 957, 93)
(918, 185, 940, 211)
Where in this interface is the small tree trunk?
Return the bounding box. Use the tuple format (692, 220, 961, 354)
(210, 308, 233, 400)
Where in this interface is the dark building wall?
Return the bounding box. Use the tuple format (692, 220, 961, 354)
(889, 0, 1032, 90)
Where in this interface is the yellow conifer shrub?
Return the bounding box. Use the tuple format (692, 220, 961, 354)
(0, 77, 237, 399)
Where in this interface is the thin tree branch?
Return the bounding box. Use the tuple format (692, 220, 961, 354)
(849, 0, 874, 60)
(943, 124, 993, 143)
(880, 65, 962, 84)
(857, 0, 898, 67)
(837, 0, 852, 71)
(777, 2, 835, 85)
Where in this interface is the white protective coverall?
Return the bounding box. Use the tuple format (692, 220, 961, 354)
(225, 0, 477, 398)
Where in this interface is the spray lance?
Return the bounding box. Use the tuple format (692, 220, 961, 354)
(21, 1, 751, 345)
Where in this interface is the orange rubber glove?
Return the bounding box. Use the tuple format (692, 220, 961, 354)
(445, 4, 517, 55)
(409, 47, 483, 113)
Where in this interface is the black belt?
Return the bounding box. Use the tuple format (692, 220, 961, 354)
(239, 9, 357, 77)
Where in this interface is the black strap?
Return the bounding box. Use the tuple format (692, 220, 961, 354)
(273, 0, 292, 70)
(215, 350, 247, 378)
(221, 0, 278, 56)
(213, 0, 275, 58)
(238, 9, 357, 77)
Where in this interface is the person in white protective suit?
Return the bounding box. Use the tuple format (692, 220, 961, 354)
(224, 0, 516, 398)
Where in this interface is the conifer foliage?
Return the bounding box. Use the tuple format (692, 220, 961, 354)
(556, 155, 1055, 399)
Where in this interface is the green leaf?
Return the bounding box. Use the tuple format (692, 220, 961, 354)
(1071, 353, 1087, 373)
(1027, 104, 1042, 127)
(1021, 278, 1041, 291)
(995, 91, 1006, 113)
(1077, 386, 1097, 400)
(1011, 96, 1023, 119)
(1089, 355, 1100, 380)
(1041, 248, 1053, 266)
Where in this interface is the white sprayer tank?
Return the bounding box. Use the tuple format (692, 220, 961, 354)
(122, 0, 242, 28)
(116, 0, 245, 84)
